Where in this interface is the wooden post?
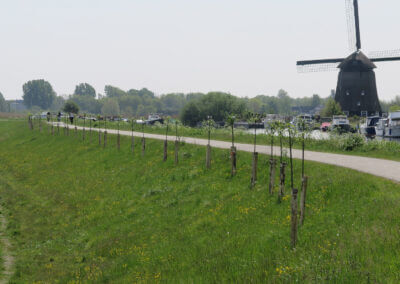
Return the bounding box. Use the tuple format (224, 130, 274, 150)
(141, 137, 146, 156)
(174, 140, 179, 165)
(82, 128, 85, 142)
(251, 152, 258, 188)
(117, 133, 120, 151)
(206, 144, 211, 169)
(131, 136, 134, 153)
(269, 158, 277, 194)
(300, 176, 308, 226)
(51, 123, 54, 136)
(291, 188, 298, 248)
(279, 162, 286, 199)
(103, 131, 107, 148)
(98, 130, 101, 146)
(163, 140, 168, 161)
(230, 146, 237, 177)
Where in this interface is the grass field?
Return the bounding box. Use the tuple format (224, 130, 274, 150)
(1, 120, 400, 282)
(67, 118, 400, 162)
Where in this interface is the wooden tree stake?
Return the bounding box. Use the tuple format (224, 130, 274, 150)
(206, 144, 212, 169)
(300, 176, 308, 226)
(269, 158, 277, 194)
(291, 188, 299, 248)
(131, 136, 134, 153)
(174, 140, 179, 165)
(103, 131, 107, 148)
(98, 131, 101, 146)
(141, 137, 146, 156)
(251, 152, 258, 188)
(163, 140, 168, 161)
(230, 146, 237, 177)
(279, 162, 287, 199)
(117, 133, 121, 151)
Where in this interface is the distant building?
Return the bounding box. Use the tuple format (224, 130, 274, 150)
(7, 100, 26, 112)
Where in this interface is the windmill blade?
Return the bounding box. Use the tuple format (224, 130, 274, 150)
(371, 57, 400, 63)
(345, 0, 357, 52)
(353, 0, 362, 50)
(369, 49, 400, 59)
(297, 58, 343, 73)
(297, 62, 341, 73)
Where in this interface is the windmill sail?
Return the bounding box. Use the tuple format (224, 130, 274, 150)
(345, 0, 362, 52)
(369, 49, 400, 62)
(296, 58, 344, 73)
(345, 0, 357, 52)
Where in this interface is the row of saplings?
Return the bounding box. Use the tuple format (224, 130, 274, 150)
(28, 114, 310, 248)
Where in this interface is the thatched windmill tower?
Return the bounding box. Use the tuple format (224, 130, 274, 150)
(297, 0, 400, 116)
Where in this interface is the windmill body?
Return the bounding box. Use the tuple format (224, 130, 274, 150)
(297, 0, 400, 117)
(335, 51, 381, 116)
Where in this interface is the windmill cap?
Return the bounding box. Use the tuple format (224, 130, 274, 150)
(338, 51, 377, 70)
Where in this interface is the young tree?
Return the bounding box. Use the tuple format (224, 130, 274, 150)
(321, 98, 343, 117)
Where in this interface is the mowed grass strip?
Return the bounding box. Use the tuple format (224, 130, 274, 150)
(0, 121, 400, 282)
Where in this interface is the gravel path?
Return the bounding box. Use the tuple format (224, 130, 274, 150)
(57, 123, 400, 182)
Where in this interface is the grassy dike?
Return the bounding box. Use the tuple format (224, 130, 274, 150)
(0, 120, 400, 282)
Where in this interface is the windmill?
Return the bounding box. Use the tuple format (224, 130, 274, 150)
(297, 0, 400, 117)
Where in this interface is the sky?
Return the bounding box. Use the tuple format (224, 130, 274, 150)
(1, 0, 400, 101)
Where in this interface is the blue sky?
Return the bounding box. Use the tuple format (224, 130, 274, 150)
(1, 0, 400, 100)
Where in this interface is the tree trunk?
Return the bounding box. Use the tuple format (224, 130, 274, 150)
(163, 140, 168, 161)
(279, 162, 286, 199)
(117, 134, 120, 151)
(269, 158, 277, 194)
(103, 131, 107, 148)
(251, 152, 258, 188)
(98, 131, 101, 146)
(291, 188, 299, 248)
(206, 144, 211, 169)
(174, 140, 179, 165)
(131, 136, 134, 153)
(141, 137, 146, 156)
(230, 146, 237, 177)
(300, 176, 308, 226)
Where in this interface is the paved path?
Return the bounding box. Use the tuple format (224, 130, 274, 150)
(56, 123, 400, 182)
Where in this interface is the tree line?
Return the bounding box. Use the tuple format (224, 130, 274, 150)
(2, 79, 399, 125)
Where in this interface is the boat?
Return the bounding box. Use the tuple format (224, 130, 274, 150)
(377, 111, 400, 138)
(331, 115, 352, 133)
(291, 114, 314, 129)
(146, 114, 164, 125)
(375, 118, 387, 137)
(360, 116, 380, 136)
